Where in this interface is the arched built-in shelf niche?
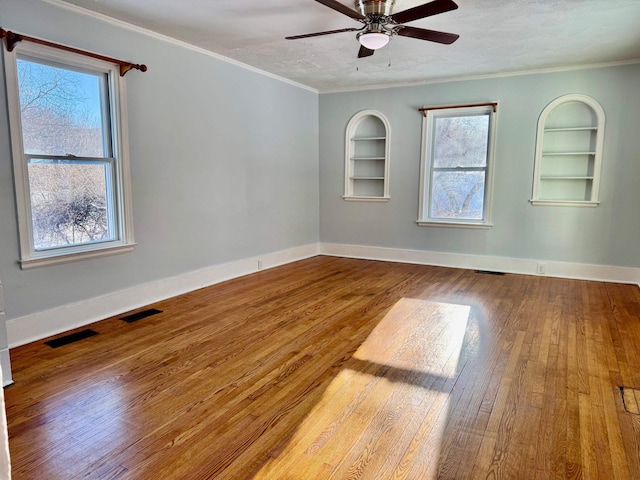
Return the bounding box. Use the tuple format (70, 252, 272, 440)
(531, 94, 605, 207)
(344, 110, 390, 202)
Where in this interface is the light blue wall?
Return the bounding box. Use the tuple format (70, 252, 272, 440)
(0, 0, 319, 320)
(319, 65, 640, 268)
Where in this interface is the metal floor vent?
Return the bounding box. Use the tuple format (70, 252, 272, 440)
(475, 270, 506, 276)
(620, 387, 640, 415)
(45, 329, 99, 348)
(120, 308, 162, 323)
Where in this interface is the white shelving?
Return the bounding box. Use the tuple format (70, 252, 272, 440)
(531, 94, 605, 206)
(344, 110, 390, 201)
(540, 176, 594, 180)
(543, 127, 597, 132)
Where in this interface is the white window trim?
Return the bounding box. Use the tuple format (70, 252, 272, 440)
(4, 42, 135, 269)
(417, 104, 498, 228)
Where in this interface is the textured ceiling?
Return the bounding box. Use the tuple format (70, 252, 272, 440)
(55, 0, 640, 93)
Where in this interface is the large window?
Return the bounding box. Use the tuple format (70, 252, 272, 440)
(418, 104, 497, 228)
(4, 42, 134, 268)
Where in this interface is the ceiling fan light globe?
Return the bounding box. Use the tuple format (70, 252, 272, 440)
(358, 32, 390, 50)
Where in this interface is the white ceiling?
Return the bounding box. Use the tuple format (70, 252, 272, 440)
(56, 0, 640, 93)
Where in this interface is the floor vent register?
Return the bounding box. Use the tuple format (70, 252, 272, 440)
(44, 329, 99, 348)
(120, 308, 163, 323)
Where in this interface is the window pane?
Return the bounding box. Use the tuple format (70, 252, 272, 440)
(430, 171, 485, 220)
(17, 58, 107, 157)
(433, 115, 489, 168)
(28, 159, 114, 250)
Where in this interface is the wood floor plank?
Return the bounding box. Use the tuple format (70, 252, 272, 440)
(4, 256, 640, 479)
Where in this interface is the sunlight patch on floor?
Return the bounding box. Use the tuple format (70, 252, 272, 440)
(252, 298, 474, 479)
(353, 298, 471, 378)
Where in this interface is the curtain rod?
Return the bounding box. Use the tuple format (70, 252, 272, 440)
(418, 102, 498, 116)
(0, 28, 147, 77)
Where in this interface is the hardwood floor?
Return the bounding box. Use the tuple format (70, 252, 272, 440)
(5, 256, 640, 479)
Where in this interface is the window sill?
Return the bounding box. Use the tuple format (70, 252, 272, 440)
(20, 243, 136, 270)
(416, 220, 493, 229)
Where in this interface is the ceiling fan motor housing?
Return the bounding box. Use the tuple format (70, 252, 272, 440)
(356, 0, 395, 16)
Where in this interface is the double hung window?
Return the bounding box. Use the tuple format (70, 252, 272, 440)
(4, 42, 134, 268)
(418, 104, 497, 227)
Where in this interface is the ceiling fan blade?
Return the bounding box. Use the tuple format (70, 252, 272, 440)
(285, 27, 360, 40)
(315, 0, 366, 20)
(358, 45, 375, 58)
(391, 0, 458, 24)
(397, 26, 459, 44)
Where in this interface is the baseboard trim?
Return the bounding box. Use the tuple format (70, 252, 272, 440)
(7, 243, 319, 348)
(319, 243, 640, 286)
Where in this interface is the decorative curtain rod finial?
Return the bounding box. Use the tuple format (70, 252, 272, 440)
(0, 28, 23, 52)
(120, 63, 147, 76)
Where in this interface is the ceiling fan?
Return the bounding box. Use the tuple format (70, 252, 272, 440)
(286, 0, 460, 58)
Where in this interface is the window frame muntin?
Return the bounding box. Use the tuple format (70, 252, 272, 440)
(418, 104, 498, 228)
(4, 41, 135, 269)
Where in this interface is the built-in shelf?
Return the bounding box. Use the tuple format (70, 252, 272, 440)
(530, 199, 600, 207)
(531, 94, 605, 206)
(544, 127, 597, 132)
(542, 152, 596, 156)
(344, 110, 390, 201)
(540, 176, 594, 180)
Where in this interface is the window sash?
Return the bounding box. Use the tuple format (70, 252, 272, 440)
(16, 54, 114, 159)
(25, 155, 119, 251)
